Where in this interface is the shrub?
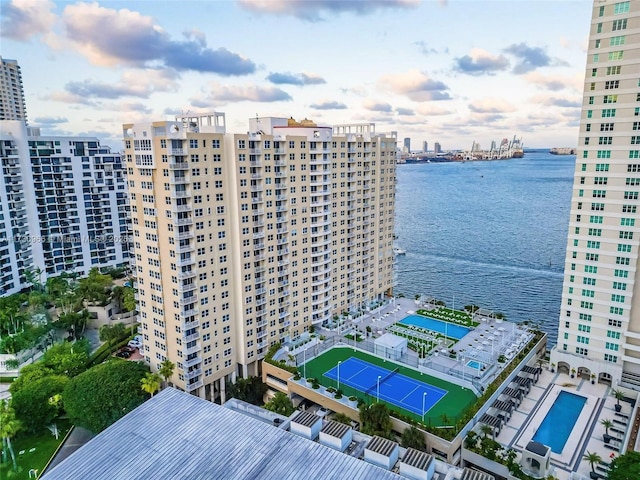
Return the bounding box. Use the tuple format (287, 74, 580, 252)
(349, 396, 357, 402)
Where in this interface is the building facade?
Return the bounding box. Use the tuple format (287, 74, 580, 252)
(0, 57, 27, 123)
(0, 121, 131, 295)
(122, 115, 397, 400)
(551, 0, 640, 389)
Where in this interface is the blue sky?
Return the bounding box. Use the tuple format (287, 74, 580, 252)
(1, 0, 592, 150)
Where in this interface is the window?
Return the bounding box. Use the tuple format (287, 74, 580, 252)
(606, 66, 621, 75)
(600, 123, 614, 131)
(601, 109, 616, 118)
(608, 51, 624, 61)
(609, 36, 626, 46)
(613, 1, 630, 15)
(603, 95, 618, 104)
(612, 19, 627, 30)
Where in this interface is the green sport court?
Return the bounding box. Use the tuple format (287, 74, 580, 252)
(302, 346, 476, 426)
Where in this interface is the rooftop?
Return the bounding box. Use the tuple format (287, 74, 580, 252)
(292, 410, 321, 428)
(366, 436, 399, 457)
(42, 388, 401, 480)
(321, 420, 351, 439)
(400, 448, 433, 470)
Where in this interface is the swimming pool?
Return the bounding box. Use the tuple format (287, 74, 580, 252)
(400, 315, 471, 340)
(532, 391, 586, 453)
(466, 360, 483, 370)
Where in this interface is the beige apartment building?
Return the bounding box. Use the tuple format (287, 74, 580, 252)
(0, 57, 27, 123)
(551, 0, 640, 390)
(123, 114, 397, 400)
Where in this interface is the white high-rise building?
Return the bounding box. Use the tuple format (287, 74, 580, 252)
(0, 121, 132, 295)
(123, 114, 397, 400)
(0, 57, 27, 123)
(550, 0, 640, 390)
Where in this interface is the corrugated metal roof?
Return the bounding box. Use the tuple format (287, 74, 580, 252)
(42, 388, 402, 480)
(292, 410, 321, 428)
(400, 448, 433, 471)
(461, 467, 495, 480)
(502, 387, 522, 398)
(321, 420, 351, 439)
(366, 436, 398, 457)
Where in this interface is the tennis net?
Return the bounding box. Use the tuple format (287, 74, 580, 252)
(365, 367, 400, 395)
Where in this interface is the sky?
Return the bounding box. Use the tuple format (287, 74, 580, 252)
(1, 0, 593, 151)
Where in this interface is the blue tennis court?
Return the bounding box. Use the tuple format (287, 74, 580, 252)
(324, 357, 447, 416)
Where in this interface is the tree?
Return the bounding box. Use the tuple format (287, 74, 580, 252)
(77, 268, 113, 305)
(612, 389, 625, 412)
(401, 425, 426, 450)
(0, 400, 21, 472)
(226, 376, 267, 405)
(582, 451, 602, 479)
(464, 430, 478, 449)
(0, 294, 26, 337)
(99, 322, 126, 353)
(263, 392, 294, 416)
(63, 359, 149, 432)
(11, 375, 69, 432)
(111, 285, 126, 312)
(123, 286, 136, 312)
(607, 451, 640, 480)
(601, 419, 613, 438)
(480, 424, 493, 439)
(359, 403, 393, 439)
(158, 359, 175, 388)
(333, 412, 352, 426)
(140, 372, 162, 397)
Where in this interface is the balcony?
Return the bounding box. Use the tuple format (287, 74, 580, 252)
(176, 230, 194, 241)
(169, 161, 189, 170)
(174, 217, 193, 226)
(184, 342, 201, 356)
(185, 368, 202, 379)
(180, 305, 199, 318)
(185, 380, 203, 392)
(169, 147, 186, 155)
(182, 356, 201, 368)
(249, 148, 262, 154)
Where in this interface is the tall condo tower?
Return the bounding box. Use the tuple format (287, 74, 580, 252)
(123, 114, 397, 400)
(0, 121, 132, 295)
(551, 0, 640, 390)
(0, 57, 27, 123)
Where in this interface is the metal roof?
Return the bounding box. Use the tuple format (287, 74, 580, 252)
(513, 376, 531, 386)
(321, 420, 351, 439)
(42, 388, 402, 480)
(292, 410, 321, 428)
(461, 467, 495, 480)
(400, 448, 433, 471)
(521, 366, 539, 375)
(366, 436, 399, 457)
(491, 400, 513, 412)
(479, 414, 501, 429)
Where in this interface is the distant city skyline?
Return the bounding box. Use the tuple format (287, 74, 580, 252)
(1, 0, 592, 149)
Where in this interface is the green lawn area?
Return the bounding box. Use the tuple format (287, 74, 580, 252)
(415, 307, 480, 327)
(302, 346, 476, 427)
(0, 421, 71, 480)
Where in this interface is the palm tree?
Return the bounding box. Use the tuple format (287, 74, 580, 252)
(158, 359, 175, 388)
(612, 389, 625, 412)
(583, 451, 602, 479)
(140, 373, 162, 397)
(601, 419, 613, 442)
(0, 400, 22, 472)
(480, 424, 493, 439)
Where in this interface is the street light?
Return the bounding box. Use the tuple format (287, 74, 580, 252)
(422, 392, 427, 423)
(337, 361, 342, 391)
(377, 375, 381, 402)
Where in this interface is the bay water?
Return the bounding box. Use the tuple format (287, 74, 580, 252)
(394, 151, 576, 345)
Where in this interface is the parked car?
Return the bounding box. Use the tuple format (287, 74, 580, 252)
(128, 340, 141, 349)
(115, 350, 131, 359)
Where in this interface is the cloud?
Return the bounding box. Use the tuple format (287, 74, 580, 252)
(32, 116, 68, 125)
(309, 100, 347, 110)
(364, 100, 392, 113)
(454, 48, 510, 75)
(413, 41, 442, 56)
(238, 0, 419, 20)
(194, 83, 292, 104)
(380, 70, 451, 102)
(530, 95, 581, 108)
(503, 43, 569, 74)
(468, 98, 517, 114)
(55, 68, 179, 101)
(416, 105, 453, 116)
(395, 107, 415, 116)
(0, 0, 57, 41)
(266, 72, 326, 86)
(523, 72, 582, 92)
(61, 2, 255, 75)
(47, 91, 100, 106)
(116, 102, 153, 114)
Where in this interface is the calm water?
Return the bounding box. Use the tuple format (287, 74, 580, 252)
(394, 151, 576, 345)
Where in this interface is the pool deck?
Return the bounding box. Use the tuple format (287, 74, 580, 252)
(495, 368, 632, 480)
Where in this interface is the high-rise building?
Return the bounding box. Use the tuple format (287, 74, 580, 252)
(123, 114, 397, 400)
(0, 121, 132, 295)
(422, 141, 428, 153)
(434, 142, 442, 154)
(0, 57, 27, 123)
(551, 0, 640, 389)
(403, 137, 411, 153)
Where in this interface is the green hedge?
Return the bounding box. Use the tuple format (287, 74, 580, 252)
(86, 335, 134, 368)
(264, 342, 298, 374)
(0, 377, 16, 384)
